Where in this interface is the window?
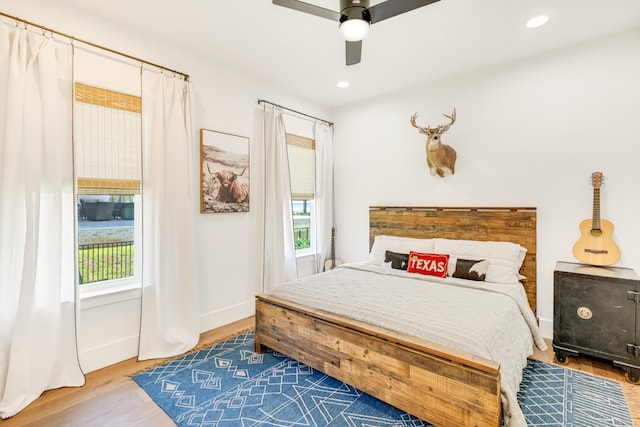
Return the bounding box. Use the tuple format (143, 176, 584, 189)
(74, 82, 142, 287)
(286, 133, 315, 253)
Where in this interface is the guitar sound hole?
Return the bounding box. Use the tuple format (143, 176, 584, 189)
(590, 229, 603, 237)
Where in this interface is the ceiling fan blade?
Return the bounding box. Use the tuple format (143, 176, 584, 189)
(272, 0, 341, 21)
(368, 0, 440, 24)
(345, 40, 362, 66)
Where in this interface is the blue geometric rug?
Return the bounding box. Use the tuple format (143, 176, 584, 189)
(133, 331, 632, 427)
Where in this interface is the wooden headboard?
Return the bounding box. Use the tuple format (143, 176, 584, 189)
(369, 206, 537, 314)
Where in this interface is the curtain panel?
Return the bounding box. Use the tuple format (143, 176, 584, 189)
(258, 106, 298, 292)
(313, 122, 334, 273)
(138, 69, 199, 360)
(0, 23, 85, 418)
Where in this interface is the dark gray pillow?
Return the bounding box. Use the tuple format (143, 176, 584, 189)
(453, 258, 488, 281)
(384, 250, 409, 270)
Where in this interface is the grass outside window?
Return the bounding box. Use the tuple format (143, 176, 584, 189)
(78, 241, 134, 284)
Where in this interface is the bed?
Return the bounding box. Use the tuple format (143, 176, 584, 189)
(255, 206, 544, 427)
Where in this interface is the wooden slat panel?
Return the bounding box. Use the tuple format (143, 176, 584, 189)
(255, 297, 502, 427)
(369, 206, 537, 314)
(323, 360, 499, 427)
(75, 82, 141, 113)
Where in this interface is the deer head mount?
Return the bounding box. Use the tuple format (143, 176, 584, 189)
(410, 108, 457, 178)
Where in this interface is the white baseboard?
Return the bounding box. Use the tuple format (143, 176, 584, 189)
(199, 300, 255, 333)
(79, 334, 139, 373)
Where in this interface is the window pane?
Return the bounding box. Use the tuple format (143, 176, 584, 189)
(287, 134, 315, 253)
(292, 200, 311, 250)
(75, 83, 141, 286)
(78, 195, 135, 284)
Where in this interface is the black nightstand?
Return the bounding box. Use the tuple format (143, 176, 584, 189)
(553, 261, 639, 384)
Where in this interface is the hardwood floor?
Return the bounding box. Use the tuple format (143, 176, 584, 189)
(2, 317, 638, 426)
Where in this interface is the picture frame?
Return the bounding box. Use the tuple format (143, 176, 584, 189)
(200, 129, 250, 213)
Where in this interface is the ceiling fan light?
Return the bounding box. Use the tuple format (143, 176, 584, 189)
(339, 18, 370, 41)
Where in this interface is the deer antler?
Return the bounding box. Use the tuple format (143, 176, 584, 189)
(440, 108, 456, 132)
(410, 113, 420, 128)
(444, 108, 456, 124)
(410, 113, 430, 134)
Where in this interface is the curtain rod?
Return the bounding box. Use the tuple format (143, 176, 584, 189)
(258, 99, 333, 127)
(0, 11, 190, 81)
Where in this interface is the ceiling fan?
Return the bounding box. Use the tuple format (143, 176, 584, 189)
(273, 0, 441, 66)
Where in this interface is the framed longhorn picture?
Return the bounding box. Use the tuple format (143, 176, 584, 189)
(200, 129, 250, 213)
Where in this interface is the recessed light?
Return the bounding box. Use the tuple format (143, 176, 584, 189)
(526, 15, 549, 29)
(337, 81, 350, 88)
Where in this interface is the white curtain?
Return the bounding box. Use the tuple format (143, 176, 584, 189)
(0, 23, 85, 418)
(258, 105, 297, 292)
(138, 69, 199, 360)
(313, 122, 335, 273)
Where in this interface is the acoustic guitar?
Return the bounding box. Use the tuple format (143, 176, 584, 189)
(323, 227, 343, 271)
(572, 172, 620, 266)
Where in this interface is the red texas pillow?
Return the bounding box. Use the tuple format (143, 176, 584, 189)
(407, 251, 450, 278)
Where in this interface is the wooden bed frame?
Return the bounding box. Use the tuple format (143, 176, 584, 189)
(255, 206, 537, 427)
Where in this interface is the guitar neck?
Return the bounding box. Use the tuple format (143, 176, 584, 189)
(330, 228, 336, 262)
(592, 187, 601, 230)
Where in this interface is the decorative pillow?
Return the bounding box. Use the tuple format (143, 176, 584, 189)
(452, 258, 488, 281)
(384, 250, 409, 270)
(433, 238, 525, 284)
(369, 235, 435, 265)
(406, 251, 449, 278)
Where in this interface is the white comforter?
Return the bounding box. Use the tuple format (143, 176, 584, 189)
(268, 262, 547, 427)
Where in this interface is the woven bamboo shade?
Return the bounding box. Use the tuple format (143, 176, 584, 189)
(75, 83, 141, 195)
(286, 133, 315, 200)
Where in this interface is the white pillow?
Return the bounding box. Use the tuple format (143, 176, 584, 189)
(369, 235, 435, 266)
(517, 246, 527, 270)
(433, 238, 526, 284)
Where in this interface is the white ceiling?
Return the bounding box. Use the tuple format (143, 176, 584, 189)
(53, 0, 640, 108)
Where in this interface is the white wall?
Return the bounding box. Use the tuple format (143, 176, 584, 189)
(1, 1, 331, 372)
(333, 29, 640, 337)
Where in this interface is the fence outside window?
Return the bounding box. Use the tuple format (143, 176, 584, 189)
(293, 215, 311, 250)
(78, 241, 134, 284)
